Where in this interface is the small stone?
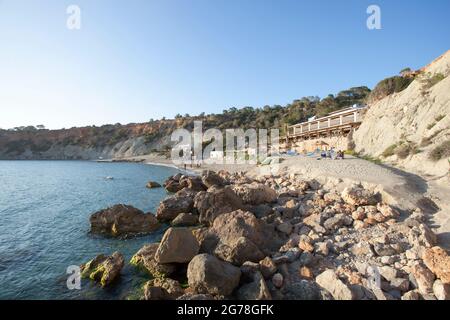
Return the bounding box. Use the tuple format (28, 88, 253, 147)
(380, 256, 396, 264)
(259, 257, 277, 279)
(433, 279, 450, 300)
(401, 290, 420, 300)
(299, 236, 314, 253)
(352, 208, 366, 221)
(299, 266, 314, 280)
(315, 240, 332, 256)
(350, 241, 373, 256)
(373, 243, 397, 257)
(390, 278, 410, 292)
(353, 220, 366, 230)
(272, 273, 284, 288)
(316, 269, 353, 300)
(379, 266, 398, 282)
(277, 222, 293, 235)
(411, 263, 435, 295)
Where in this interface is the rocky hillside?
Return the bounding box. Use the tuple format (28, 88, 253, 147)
(354, 51, 450, 178)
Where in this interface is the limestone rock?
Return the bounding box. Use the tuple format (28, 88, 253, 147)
(259, 257, 277, 279)
(130, 243, 176, 277)
(171, 213, 199, 226)
(89, 204, 160, 237)
(187, 254, 241, 296)
(194, 186, 244, 225)
(180, 175, 207, 191)
(341, 186, 377, 206)
(411, 263, 435, 295)
(146, 278, 184, 299)
(316, 269, 354, 300)
(143, 284, 173, 300)
(80, 252, 124, 287)
(233, 183, 277, 205)
(146, 181, 162, 188)
(433, 279, 450, 300)
(156, 195, 194, 222)
(283, 280, 323, 300)
(236, 271, 272, 300)
(272, 273, 283, 288)
(214, 237, 264, 266)
(423, 246, 450, 284)
(202, 170, 227, 188)
(155, 227, 199, 264)
(212, 210, 265, 248)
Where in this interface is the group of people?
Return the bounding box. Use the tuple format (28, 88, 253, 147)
(319, 148, 345, 160)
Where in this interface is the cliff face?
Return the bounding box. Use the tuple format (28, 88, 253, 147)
(0, 122, 175, 160)
(354, 51, 450, 177)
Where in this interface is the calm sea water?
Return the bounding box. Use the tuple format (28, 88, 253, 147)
(0, 160, 180, 300)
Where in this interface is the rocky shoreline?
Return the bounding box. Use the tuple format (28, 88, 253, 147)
(80, 170, 450, 300)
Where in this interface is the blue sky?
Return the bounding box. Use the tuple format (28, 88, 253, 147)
(0, 0, 449, 129)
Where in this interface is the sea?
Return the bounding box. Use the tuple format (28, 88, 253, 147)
(0, 160, 180, 299)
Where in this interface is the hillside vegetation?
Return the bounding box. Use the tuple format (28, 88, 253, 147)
(0, 86, 369, 159)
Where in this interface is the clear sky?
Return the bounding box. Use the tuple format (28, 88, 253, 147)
(0, 0, 449, 129)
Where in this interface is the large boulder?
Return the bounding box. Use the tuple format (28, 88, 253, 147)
(194, 186, 245, 225)
(187, 254, 241, 296)
(80, 252, 124, 287)
(89, 204, 160, 237)
(316, 269, 354, 300)
(423, 246, 450, 284)
(233, 183, 277, 205)
(212, 210, 265, 248)
(146, 181, 162, 188)
(214, 237, 265, 266)
(341, 186, 377, 206)
(156, 195, 194, 222)
(155, 227, 199, 264)
(130, 243, 176, 277)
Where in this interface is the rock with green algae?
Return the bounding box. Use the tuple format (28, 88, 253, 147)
(130, 243, 176, 278)
(80, 252, 124, 287)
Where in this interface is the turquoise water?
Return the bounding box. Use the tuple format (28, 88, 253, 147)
(0, 161, 180, 300)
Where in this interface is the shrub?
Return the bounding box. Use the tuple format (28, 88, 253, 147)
(422, 73, 446, 89)
(369, 76, 414, 102)
(395, 142, 419, 159)
(359, 154, 382, 164)
(435, 114, 445, 122)
(382, 144, 397, 158)
(429, 140, 450, 161)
